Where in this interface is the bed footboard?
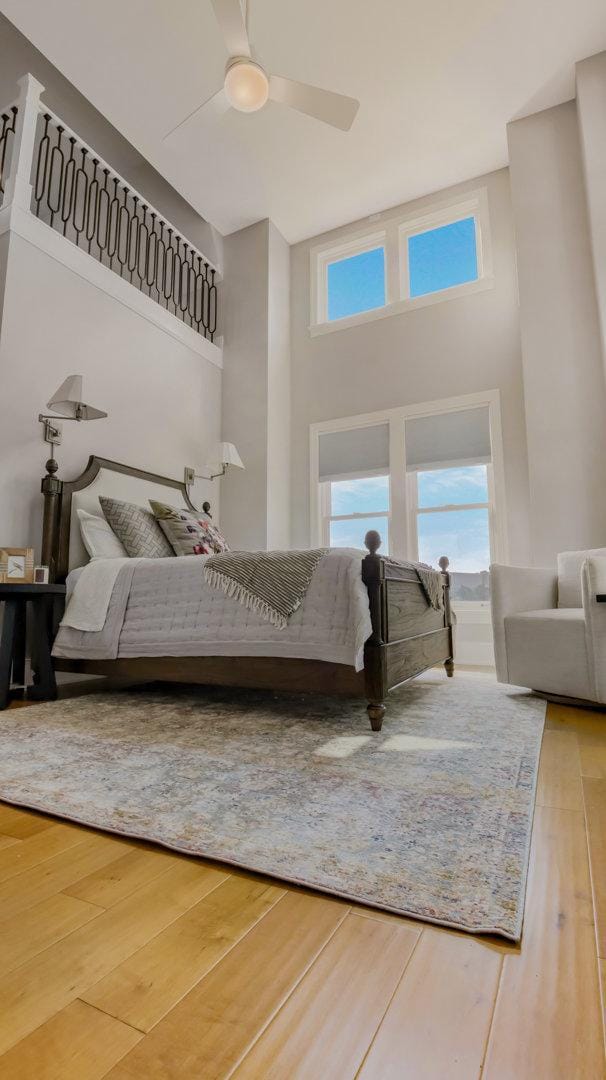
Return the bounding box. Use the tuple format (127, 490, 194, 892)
(361, 532, 454, 730)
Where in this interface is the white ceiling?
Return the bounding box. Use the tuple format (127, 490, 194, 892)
(2, 0, 606, 243)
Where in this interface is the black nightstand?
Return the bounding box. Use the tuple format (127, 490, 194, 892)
(0, 583, 66, 709)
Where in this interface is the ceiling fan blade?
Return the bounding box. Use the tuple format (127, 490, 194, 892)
(210, 0, 251, 58)
(163, 87, 229, 140)
(268, 75, 359, 131)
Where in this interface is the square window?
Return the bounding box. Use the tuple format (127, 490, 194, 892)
(417, 465, 488, 509)
(330, 475, 389, 515)
(327, 247, 386, 321)
(330, 516, 389, 554)
(408, 217, 478, 299)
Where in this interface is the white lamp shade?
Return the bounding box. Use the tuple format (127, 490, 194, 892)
(47, 375, 107, 420)
(219, 442, 244, 469)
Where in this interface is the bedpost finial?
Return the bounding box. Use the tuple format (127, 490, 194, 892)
(364, 530, 382, 556)
(438, 555, 449, 571)
(45, 457, 59, 477)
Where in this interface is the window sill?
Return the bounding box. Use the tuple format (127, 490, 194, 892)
(309, 275, 495, 338)
(452, 602, 492, 624)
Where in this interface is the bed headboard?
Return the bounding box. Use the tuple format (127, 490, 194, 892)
(41, 456, 207, 583)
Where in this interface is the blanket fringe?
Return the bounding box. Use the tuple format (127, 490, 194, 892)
(204, 568, 288, 629)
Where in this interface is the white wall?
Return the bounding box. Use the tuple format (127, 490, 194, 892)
(221, 221, 270, 550)
(221, 219, 291, 550)
(508, 100, 606, 565)
(289, 168, 531, 569)
(267, 221, 291, 550)
(0, 230, 221, 557)
(577, 51, 606, 377)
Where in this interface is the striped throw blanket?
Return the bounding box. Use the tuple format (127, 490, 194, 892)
(204, 549, 329, 630)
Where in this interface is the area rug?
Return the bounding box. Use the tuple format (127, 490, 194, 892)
(0, 672, 545, 940)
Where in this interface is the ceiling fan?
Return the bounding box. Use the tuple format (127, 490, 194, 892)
(164, 0, 360, 139)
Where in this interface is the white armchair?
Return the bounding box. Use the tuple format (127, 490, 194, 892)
(491, 548, 606, 704)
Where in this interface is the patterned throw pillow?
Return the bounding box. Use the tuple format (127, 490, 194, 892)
(99, 497, 174, 559)
(149, 501, 230, 557)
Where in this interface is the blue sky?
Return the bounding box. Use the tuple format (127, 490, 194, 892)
(408, 217, 477, 298)
(329, 467, 489, 571)
(327, 216, 478, 321)
(327, 247, 385, 321)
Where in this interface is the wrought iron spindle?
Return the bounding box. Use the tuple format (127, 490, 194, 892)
(0, 106, 18, 201)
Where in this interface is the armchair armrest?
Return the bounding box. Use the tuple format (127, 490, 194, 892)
(490, 564, 558, 683)
(582, 556, 606, 703)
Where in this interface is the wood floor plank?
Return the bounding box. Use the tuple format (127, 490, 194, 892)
(0, 823, 90, 885)
(596, 959, 600, 1049)
(536, 730, 583, 811)
(0, 836, 19, 852)
(83, 874, 285, 1031)
(578, 733, 606, 780)
(357, 929, 502, 1080)
(0, 804, 54, 839)
(0, 892, 102, 978)
(63, 848, 182, 909)
(0, 860, 228, 1056)
(232, 912, 419, 1080)
(483, 806, 605, 1079)
(544, 703, 606, 737)
(0, 836, 128, 923)
(104, 891, 347, 1080)
(0, 999, 142, 1079)
(583, 778, 606, 959)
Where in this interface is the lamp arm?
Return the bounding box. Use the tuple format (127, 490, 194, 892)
(184, 465, 227, 485)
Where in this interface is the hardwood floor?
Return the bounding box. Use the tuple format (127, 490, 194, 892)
(0, 688, 604, 1077)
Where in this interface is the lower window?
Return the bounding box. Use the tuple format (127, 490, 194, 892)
(412, 464, 491, 601)
(323, 475, 390, 554)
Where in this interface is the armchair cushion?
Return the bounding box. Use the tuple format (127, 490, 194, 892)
(504, 608, 591, 700)
(557, 548, 606, 607)
(490, 564, 557, 683)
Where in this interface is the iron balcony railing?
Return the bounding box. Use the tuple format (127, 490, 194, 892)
(30, 108, 219, 341)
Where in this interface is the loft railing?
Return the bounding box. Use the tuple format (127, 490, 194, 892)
(0, 75, 220, 343)
(0, 105, 17, 205)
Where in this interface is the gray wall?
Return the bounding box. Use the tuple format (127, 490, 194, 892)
(508, 100, 606, 564)
(289, 168, 531, 565)
(577, 51, 606, 377)
(0, 230, 221, 556)
(221, 219, 291, 550)
(0, 12, 222, 270)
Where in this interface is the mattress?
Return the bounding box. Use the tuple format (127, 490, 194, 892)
(53, 549, 373, 670)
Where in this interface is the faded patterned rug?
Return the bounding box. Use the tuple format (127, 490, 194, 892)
(0, 672, 545, 940)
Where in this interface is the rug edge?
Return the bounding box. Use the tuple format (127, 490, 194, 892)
(0, 791, 524, 942)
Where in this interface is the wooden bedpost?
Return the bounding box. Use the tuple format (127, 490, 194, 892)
(439, 555, 455, 677)
(362, 530, 386, 731)
(41, 457, 62, 584)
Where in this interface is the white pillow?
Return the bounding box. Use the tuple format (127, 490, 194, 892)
(77, 508, 128, 559)
(557, 547, 606, 607)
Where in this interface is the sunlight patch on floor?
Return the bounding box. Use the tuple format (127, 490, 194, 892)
(379, 734, 474, 752)
(314, 735, 373, 758)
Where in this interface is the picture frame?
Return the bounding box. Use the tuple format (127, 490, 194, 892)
(34, 565, 50, 584)
(0, 547, 34, 585)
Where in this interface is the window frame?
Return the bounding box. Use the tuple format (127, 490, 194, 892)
(309, 391, 508, 595)
(320, 469, 391, 551)
(309, 188, 493, 337)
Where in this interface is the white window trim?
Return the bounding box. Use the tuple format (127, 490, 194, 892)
(309, 187, 494, 337)
(309, 389, 508, 573)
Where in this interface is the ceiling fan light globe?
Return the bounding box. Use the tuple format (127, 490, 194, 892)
(224, 59, 269, 112)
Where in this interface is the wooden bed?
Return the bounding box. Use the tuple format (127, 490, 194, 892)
(42, 455, 454, 730)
